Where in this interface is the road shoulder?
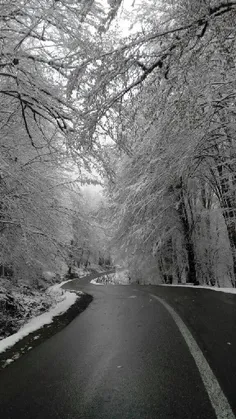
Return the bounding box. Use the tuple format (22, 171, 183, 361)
(0, 290, 93, 371)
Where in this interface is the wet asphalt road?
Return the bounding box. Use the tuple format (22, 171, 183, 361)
(0, 276, 236, 418)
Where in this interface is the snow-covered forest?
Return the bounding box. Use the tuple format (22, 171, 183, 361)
(1, 0, 236, 337)
(106, 0, 236, 288)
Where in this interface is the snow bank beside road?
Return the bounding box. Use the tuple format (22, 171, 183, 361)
(90, 271, 130, 285)
(161, 284, 236, 294)
(0, 285, 77, 355)
(90, 279, 104, 285)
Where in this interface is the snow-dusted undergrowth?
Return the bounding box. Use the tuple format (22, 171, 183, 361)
(0, 268, 89, 340)
(90, 279, 104, 285)
(0, 285, 77, 354)
(0, 267, 91, 360)
(90, 270, 130, 285)
(0, 281, 56, 340)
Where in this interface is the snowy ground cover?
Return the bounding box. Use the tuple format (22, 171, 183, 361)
(161, 283, 236, 294)
(68, 267, 90, 277)
(91, 270, 130, 285)
(90, 279, 104, 285)
(0, 267, 89, 341)
(0, 280, 56, 340)
(0, 267, 89, 352)
(0, 285, 77, 355)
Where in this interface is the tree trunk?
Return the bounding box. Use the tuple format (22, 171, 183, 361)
(177, 181, 197, 284)
(223, 212, 236, 286)
(217, 162, 236, 285)
(186, 240, 197, 284)
(78, 247, 84, 267)
(84, 250, 90, 268)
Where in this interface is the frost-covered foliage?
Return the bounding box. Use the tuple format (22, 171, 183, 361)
(0, 0, 123, 176)
(0, 276, 60, 339)
(67, 186, 112, 274)
(91, 270, 130, 285)
(2, 0, 236, 291)
(102, 1, 236, 287)
(0, 0, 119, 287)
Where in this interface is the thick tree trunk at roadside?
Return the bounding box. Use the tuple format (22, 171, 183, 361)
(185, 240, 197, 284)
(217, 163, 236, 286)
(204, 214, 215, 286)
(177, 181, 198, 285)
(222, 213, 236, 286)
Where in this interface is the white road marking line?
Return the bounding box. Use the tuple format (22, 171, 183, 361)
(150, 294, 235, 419)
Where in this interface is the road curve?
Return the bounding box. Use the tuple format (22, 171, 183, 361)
(0, 277, 228, 418)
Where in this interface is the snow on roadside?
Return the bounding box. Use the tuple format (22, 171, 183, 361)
(0, 284, 78, 355)
(47, 279, 73, 292)
(111, 270, 130, 285)
(90, 279, 104, 285)
(90, 271, 130, 285)
(161, 284, 236, 294)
